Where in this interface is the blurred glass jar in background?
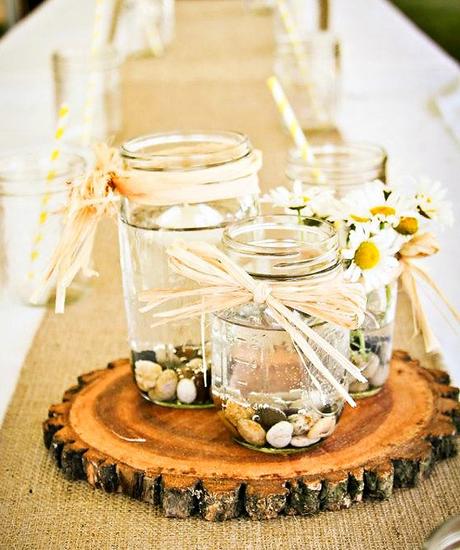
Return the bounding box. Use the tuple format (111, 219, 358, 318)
(274, 33, 341, 132)
(0, 149, 88, 306)
(52, 46, 122, 146)
(212, 215, 350, 452)
(118, 131, 261, 408)
(286, 143, 394, 398)
(114, 0, 175, 58)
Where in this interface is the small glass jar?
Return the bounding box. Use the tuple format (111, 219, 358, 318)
(0, 148, 87, 305)
(286, 143, 393, 397)
(52, 46, 122, 146)
(212, 215, 350, 453)
(114, 0, 175, 58)
(274, 33, 340, 132)
(118, 131, 260, 408)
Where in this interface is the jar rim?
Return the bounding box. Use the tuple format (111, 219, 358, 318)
(222, 215, 339, 278)
(120, 130, 252, 171)
(286, 142, 387, 186)
(0, 148, 85, 196)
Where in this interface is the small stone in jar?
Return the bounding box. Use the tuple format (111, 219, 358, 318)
(266, 421, 293, 448)
(176, 378, 197, 404)
(224, 401, 254, 428)
(349, 380, 370, 393)
(237, 419, 266, 447)
(148, 369, 178, 401)
(134, 360, 162, 392)
(186, 358, 205, 371)
(307, 416, 336, 440)
(369, 362, 389, 388)
(288, 413, 316, 436)
(290, 435, 321, 448)
(254, 406, 287, 430)
(362, 352, 380, 379)
(193, 371, 211, 404)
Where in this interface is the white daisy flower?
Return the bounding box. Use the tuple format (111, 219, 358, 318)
(339, 180, 415, 226)
(414, 177, 454, 227)
(342, 224, 402, 292)
(268, 181, 338, 219)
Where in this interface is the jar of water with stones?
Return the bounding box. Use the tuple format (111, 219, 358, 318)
(211, 215, 351, 452)
(286, 143, 394, 398)
(119, 131, 261, 407)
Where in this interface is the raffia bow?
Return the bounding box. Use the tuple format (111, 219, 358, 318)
(139, 241, 368, 407)
(32, 144, 262, 313)
(399, 232, 460, 353)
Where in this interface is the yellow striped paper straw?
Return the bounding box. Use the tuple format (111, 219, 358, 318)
(267, 75, 313, 161)
(28, 103, 70, 280)
(81, 0, 107, 146)
(267, 75, 324, 181)
(276, 0, 321, 116)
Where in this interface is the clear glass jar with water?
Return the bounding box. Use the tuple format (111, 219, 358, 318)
(212, 215, 350, 452)
(286, 143, 394, 397)
(118, 131, 260, 407)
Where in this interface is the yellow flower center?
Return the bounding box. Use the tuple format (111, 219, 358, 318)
(354, 241, 380, 270)
(351, 214, 370, 223)
(370, 205, 396, 217)
(396, 216, 419, 235)
(302, 195, 310, 203)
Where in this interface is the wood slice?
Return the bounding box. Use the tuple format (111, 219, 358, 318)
(44, 350, 459, 521)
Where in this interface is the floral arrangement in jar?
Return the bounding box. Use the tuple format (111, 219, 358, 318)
(267, 176, 457, 397)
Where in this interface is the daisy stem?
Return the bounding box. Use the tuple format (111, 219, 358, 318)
(384, 283, 393, 321)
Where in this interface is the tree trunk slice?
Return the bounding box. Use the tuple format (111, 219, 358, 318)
(43, 350, 459, 521)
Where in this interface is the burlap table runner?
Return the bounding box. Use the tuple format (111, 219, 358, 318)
(0, 2, 458, 548)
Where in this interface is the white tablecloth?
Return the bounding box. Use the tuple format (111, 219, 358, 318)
(0, 0, 459, 423)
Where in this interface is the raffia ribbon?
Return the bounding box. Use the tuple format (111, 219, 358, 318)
(139, 241, 367, 407)
(31, 143, 262, 313)
(399, 232, 460, 353)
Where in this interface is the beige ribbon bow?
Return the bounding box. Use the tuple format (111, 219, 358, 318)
(32, 144, 262, 313)
(139, 241, 367, 407)
(399, 232, 460, 353)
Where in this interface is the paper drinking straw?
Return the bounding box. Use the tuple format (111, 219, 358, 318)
(81, 0, 107, 146)
(267, 76, 324, 181)
(28, 103, 70, 281)
(276, 0, 321, 117)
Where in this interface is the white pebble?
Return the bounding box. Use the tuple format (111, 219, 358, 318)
(362, 353, 380, 379)
(176, 378, 197, 404)
(134, 360, 162, 392)
(266, 421, 293, 448)
(288, 413, 316, 436)
(290, 436, 321, 448)
(307, 416, 336, 439)
(369, 363, 390, 387)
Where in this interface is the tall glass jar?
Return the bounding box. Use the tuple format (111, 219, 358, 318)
(0, 148, 87, 306)
(212, 215, 350, 453)
(119, 131, 260, 408)
(274, 33, 340, 132)
(286, 143, 394, 398)
(52, 46, 122, 146)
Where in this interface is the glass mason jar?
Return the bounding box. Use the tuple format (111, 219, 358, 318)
(52, 46, 122, 146)
(0, 148, 87, 306)
(212, 215, 350, 453)
(114, 0, 175, 58)
(118, 131, 260, 408)
(274, 33, 340, 132)
(286, 143, 394, 398)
